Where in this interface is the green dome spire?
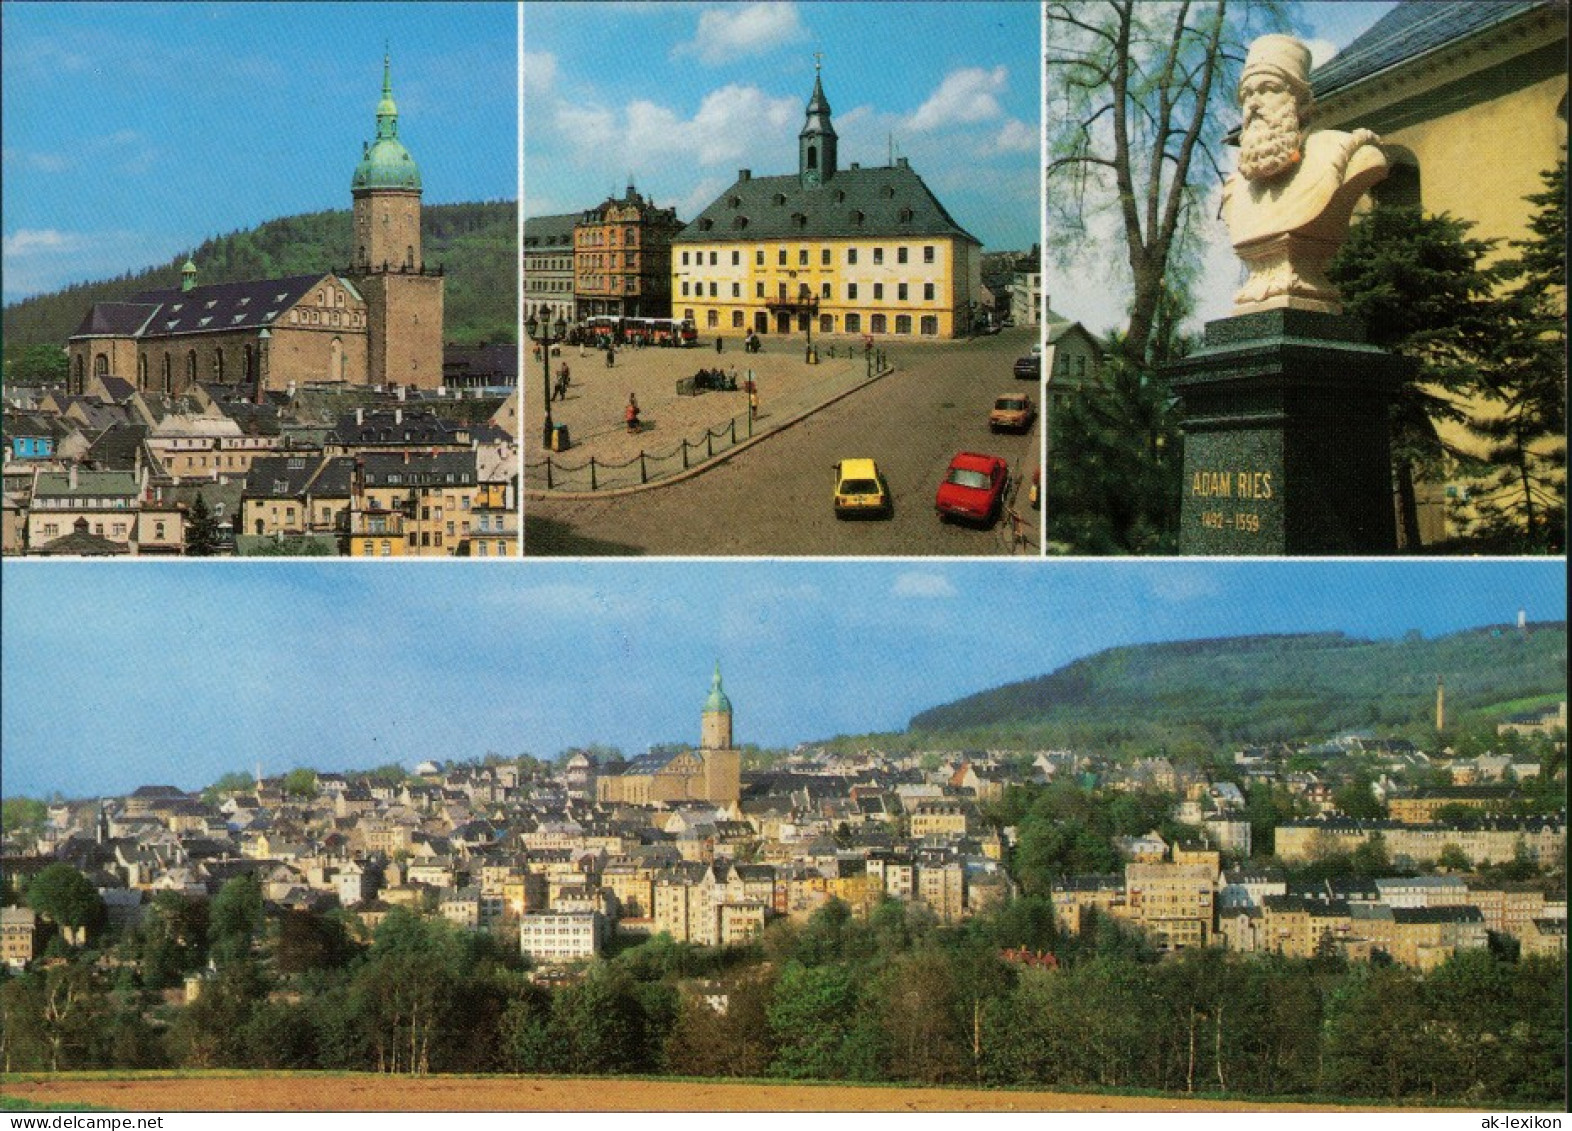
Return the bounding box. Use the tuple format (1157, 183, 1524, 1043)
(704, 662, 732, 714)
(352, 50, 422, 192)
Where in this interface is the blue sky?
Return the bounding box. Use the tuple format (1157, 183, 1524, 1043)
(1045, 0, 1399, 335)
(2, 559, 1563, 799)
(523, 1, 1041, 253)
(0, 1, 517, 304)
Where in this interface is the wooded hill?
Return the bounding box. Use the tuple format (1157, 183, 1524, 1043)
(2, 201, 517, 355)
(903, 623, 1568, 752)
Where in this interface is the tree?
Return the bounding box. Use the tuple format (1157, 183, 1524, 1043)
(1332, 774, 1386, 820)
(1046, 1, 1287, 365)
(184, 494, 221, 557)
(1047, 345, 1183, 552)
(208, 873, 264, 967)
(1329, 206, 1503, 547)
(24, 864, 106, 944)
(1, 797, 48, 842)
(282, 767, 318, 798)
(1462, 161, 1567, 552)
(3, 343, 68, 386)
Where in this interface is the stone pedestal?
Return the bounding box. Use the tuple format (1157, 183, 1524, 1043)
(1167, 309, 1408, 555)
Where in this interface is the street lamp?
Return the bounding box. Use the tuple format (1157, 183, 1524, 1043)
(526, 311, 569, 449)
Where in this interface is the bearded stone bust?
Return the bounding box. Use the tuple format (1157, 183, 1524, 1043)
(1221, 35, 1389, 315)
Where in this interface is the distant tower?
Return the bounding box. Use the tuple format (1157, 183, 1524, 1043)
(698, 663, 741, 805)
(1518, 608, 1528, 633)
(701, 661, 733, 750)
(180, 255, 197, 293)
(348, 50, 444, 389)
(799, 55, 838, 185)
(1436, 675, 1446, 733)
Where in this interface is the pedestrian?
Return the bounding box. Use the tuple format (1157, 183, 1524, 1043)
(749, 387, 759, 421)
(716, 335, 724, 354)
(606, 346, 615, 368)
(625, 393, 640, 433)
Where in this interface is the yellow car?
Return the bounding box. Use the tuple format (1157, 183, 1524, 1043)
(832, 458, 891, 519)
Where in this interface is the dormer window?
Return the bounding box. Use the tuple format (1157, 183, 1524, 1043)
(850, 210, 865, 226)
(205, 300, 217, 309)
(772, 193, 787, 206)
(728, 196, 742, 208)
(899, 207, 914, 222)
(881, 185, 896, 198)
(732, 216, 749, 230)
(791, 213, 807, 229)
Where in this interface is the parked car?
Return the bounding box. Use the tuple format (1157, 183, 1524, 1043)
(989, 392, 1037, 432)
(935, 452, 1009, 525)
(1013, 354, 1040, 380)
(832, 458, 891, 519)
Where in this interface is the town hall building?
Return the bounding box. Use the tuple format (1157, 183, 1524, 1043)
(671, 63, 983, 340)
(68, 54, 445, 398)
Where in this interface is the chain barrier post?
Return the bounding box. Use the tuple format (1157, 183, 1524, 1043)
(590, 458, 597, 492)
(640, 451, 647, 484)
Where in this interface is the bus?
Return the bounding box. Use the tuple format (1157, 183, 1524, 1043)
(580, 315, 697, 347)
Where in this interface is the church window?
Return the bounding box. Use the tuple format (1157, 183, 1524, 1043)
(94, 353, 108, 377)
(806, 144, 818, 170)
(186, 350, 197, 384)
(162, 354, 172, 392)
(138, 356, 148, 390)
(243, 346, 254, 381)
(406, 246, 414, 269)
(215, 350, 224, 380)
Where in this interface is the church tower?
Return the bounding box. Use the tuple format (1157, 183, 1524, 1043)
(701, 661, 733, 750)
(1435, 675, 1446, 733)
(799, 58, 837, 186)
(348, 52, 444, 389)
(699, 663, 741, 805)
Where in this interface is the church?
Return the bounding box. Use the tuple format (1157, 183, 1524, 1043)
(67, 54, 445, 398)
(596, 665, 743, 807)
(671, 64, 983, 340)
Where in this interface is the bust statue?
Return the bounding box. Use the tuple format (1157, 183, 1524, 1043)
(1221, 35, 1389, 315)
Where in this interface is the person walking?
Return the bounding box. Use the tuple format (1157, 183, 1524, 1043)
(749, 386, 760, 422)
(605, 346, 615, 368)
(625, 393, 640, 433)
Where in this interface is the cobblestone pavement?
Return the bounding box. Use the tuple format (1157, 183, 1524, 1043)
(524, 337, 883, 490)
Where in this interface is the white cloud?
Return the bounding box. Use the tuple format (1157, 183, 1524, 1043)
(989, 118, 1038, 155)
(523, 51, 557, 97)
(892, 572, 957, 600)
(3, 228, 90, 256)
(675, 3, 807, 65)
(1144, 566, 1224, 605)
(907, 66, 1008, 132)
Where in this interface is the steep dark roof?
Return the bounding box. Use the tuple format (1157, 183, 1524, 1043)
(675, 162, 980, 245)
(443, 344, 519, 384)
(1311, 2, 1553, 100)
(84, 423, 149, 471)
(72, 274, 347, 344)
(72, 302, 161, 338)
(244, 454, 356, 498)
(329, 409, 468, 447)
(523, 213, 579, 247)
(360, 450, 477, 487)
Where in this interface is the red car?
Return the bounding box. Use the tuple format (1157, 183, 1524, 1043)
(936, 452, 1010, 525)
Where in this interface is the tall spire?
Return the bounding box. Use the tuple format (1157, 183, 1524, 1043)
(376, 48, 399, 140)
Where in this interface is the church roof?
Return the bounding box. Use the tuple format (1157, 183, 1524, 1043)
(1311, 1, 1551, 101)
(72, 274, 338, 343)
(674, 161, 980, 245)
(704, 662, 731, 714)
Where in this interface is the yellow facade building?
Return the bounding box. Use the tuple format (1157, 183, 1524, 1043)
(672, 66, 982, 341)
